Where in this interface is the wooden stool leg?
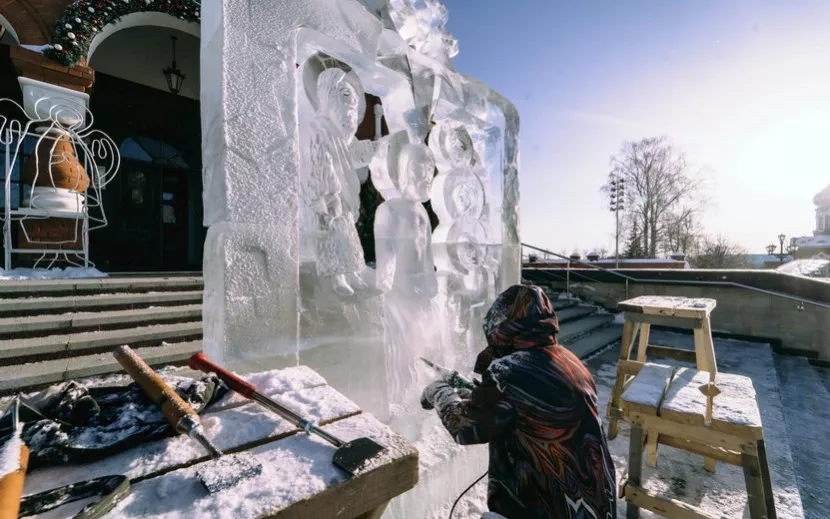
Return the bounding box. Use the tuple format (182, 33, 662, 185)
(608, 321, 640, 439)
(757, 440, 777, 519)
(636, 323, 650, 362)
(645, 431, 659, 468)
(626, 423, 645, 519)
(741, 448, 769, 519)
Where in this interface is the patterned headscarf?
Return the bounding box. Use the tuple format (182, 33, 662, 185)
(475, 284, 560, 374)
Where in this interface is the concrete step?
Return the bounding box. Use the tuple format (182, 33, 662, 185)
(559, 314, 615, 344)
(0, 276, 203, 298)
(552, 299, 576, 310)
(556, 305, 596, 324)
(0, 305, 202, 338)
(773, 354, 830, 519)
(0, 340, 202, 394)
(0, 290, 203, 317)
(0, 322, 203, 362)
(565, 324, 623, 359)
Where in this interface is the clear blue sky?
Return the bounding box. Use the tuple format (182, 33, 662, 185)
(442, 0, 830, 256)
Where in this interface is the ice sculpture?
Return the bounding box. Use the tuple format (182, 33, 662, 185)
(371, 131, 441, 406)
(299, 61, 369, 298)
(202, 0, 519, 516)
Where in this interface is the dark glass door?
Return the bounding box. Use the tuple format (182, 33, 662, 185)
(161, 168, 189, 270)
(117, 165, 162, 269)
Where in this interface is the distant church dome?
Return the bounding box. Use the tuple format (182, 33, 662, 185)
(813, 184, 830, 206)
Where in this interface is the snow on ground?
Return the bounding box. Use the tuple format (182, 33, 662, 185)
(0, 267, 107, 280)
(430, 331, 806, 518)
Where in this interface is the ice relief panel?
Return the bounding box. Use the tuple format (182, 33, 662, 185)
(428, 121, 498, 359)
(299, 55, 377, 299)
(371, 131, 442, 408)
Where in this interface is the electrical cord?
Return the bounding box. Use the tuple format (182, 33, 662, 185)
(449, 470, 488, 519)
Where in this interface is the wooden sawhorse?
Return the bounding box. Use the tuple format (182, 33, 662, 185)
(607, 296, 721, 470)
(617, 362, 777, 519)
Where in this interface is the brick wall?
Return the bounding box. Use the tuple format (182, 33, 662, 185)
(9, 46, 93, 92)
(17, 218, 84, 250)
(0, 0, 73, 45)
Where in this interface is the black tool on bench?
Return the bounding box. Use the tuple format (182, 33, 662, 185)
(19, 475, 129, 519)
(188, 353, 386, 475)
(114, 346, 262, 493)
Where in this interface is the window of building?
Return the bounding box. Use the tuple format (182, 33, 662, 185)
(0, 135, 37, 210)
(119, 136, 189, 169)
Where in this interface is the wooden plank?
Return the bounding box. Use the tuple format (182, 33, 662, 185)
(621, 363, 675, 416)
(645, 432, 659, 468)
(626, 424, 645, 519)
(624, 484, 711, 519)
(618, 359, 645, 377)
(636, 323, 650, 362)
(608, 320, 640, 439)
(105, 413, 419, 519)
(646, 345, 697, 364)
(757, 440, 778, 519)
(742, 449, 770, 519)
(658, 434, 742, 466)
(711, 373, 763, 439)
(625, 312, 703, 330)
(23, 384, 361, 496)
(618, 296, 688, 316)
(659, 367, 709, 427)
(673, 298, 717, 319)
(629, 412, 748, 452)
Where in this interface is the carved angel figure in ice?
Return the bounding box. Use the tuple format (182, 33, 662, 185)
(299, 63, 374, 298)
(371, 131, 441, 405)
(429, 122, 495, 356)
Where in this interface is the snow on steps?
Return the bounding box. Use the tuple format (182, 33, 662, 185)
(0, 290, 203, 317)
(0, 340, 202, 393)
(0, 304, 202, 338)
(773, 355, 830, 519)
(0, 276, 205, 395)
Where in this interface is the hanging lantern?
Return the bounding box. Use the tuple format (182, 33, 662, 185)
(162, 35, 185, 95)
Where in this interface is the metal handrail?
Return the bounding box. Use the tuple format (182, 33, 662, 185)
(521, 242, 830, 310)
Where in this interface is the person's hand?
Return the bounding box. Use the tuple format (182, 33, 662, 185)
(421, 379, 448, 410)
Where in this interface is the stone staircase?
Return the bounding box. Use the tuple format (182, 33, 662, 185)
(0, 276, 204, 395)
(551, 295, 623, 359)
(0, 279, 620, 395)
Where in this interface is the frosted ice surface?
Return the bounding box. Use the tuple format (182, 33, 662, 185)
(202, 222, 299, 366)
(388, 0, 459, 66)
(0, 267, 107, 280)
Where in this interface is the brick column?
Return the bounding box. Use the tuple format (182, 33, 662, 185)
(9, 48, 95, 264)
(10, 47, 94, 93)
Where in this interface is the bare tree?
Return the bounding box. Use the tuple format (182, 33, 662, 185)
(663, 206, 702, 255)
(602, 137, 704, 258)
(690, 235, 750, 269)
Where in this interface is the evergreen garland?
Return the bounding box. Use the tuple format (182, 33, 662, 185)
(44, 0, 201, 67)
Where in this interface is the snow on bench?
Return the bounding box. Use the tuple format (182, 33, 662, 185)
(22, 365, 418, 518)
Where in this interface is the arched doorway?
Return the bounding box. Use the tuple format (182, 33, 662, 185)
(87, 25, 202, 272)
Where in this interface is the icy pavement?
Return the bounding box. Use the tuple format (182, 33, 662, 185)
(0, 267, 107, 280)
(772, 355, 830, 519)
(438, 331, 809, 518)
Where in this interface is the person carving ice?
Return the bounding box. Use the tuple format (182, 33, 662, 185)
(301, 65, 371, 297)
(372, 131, 441, 407)
(421, 284, 617, 519)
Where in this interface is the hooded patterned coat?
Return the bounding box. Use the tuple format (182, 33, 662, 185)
(422, 284, 617, 519)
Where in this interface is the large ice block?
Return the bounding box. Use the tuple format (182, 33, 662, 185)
(202, 222, 299, 366)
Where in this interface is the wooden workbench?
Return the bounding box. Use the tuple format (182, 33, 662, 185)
(21, 366, 419, 519)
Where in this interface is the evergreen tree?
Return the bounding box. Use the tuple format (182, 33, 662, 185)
(624, 221, 645, 258)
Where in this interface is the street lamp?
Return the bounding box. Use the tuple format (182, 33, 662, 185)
(777, 233, 786, 263)
(608, 174, 625, 268)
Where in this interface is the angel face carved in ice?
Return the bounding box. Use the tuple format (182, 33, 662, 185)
(300, 64, 370, 298)
(372, 133, 438, 299)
